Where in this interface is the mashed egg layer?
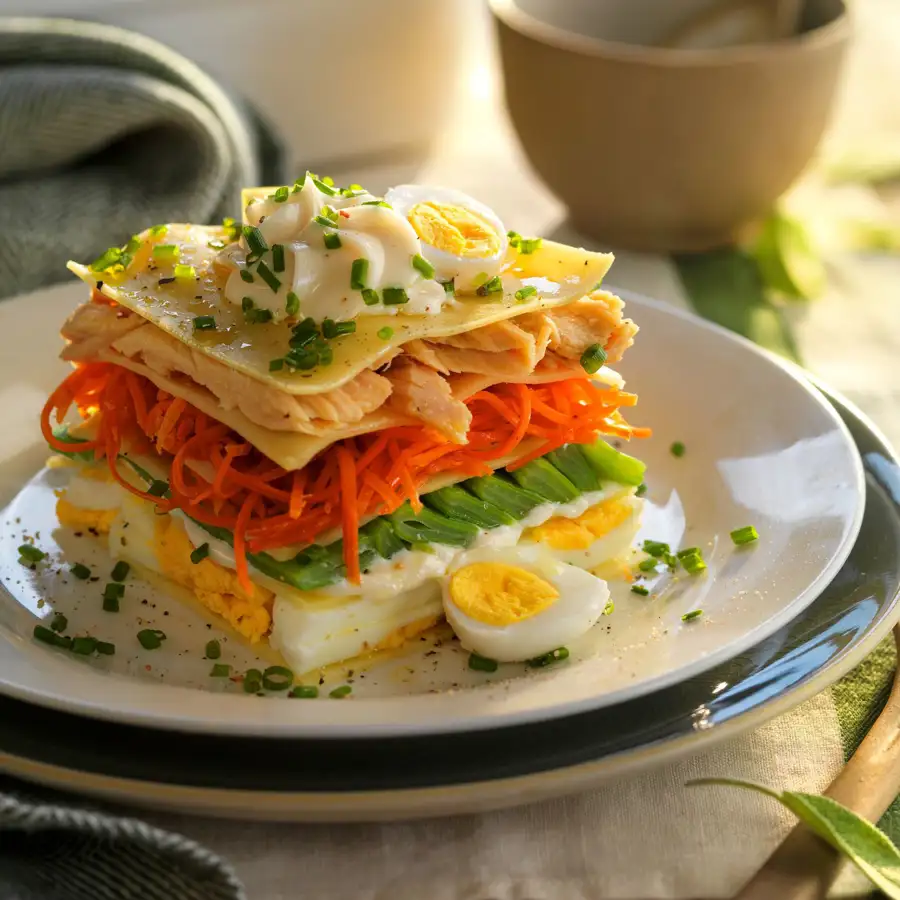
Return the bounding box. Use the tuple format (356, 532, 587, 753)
(153, 516, 273, 644)
(55, 497, 118, 534)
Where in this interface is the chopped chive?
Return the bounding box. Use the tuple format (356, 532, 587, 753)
(207, 239, 227, 251)
(526, 647, 570, 668)
(680, 552, 707, 575)
(361, 288, 380, 306)
(515, 285, 537, 301)
(147, 479, 169, 498)
(476, 275, 503, 296)
(314, 214, 336, 229)
(635, 483, 647, 497)
(676, 547, 701, 560)
(642, 540, 670, 558)
(292, 174, 307, 193)
(210, 663, 231, 677)
(242, 225, 268, 257)
(272, 243, 285, 273)
(96, 641, 115, 656)
(508, 231, 543, 254)
(580, 343, 608, 374)
(377, 326, 394, 340)
(323, 231, 342, 250)
(149, 224, 168, 238)
(191, 543, 210, 564)
(33, 624, 71, 648)
(111, 560, 130, 582)
(243, 667, 262, 692)
(256, 261, 281, 293)
(242, 296, 254, 313)
(240, 269, 254, 284)
(412, 254, 435, 279)
(317, 345, 333, 366)
(262, 665, 294, 691)
(285, 291, 300, 316)
(312, 177, 338, 196)
(442, 279, 455, 295)
(670, 441, 686, 458)
(174, 264, 196, 281)
(731, 525, 759, 546)
(245, 307, 274, 324)
(70, 563, 91, 580)
(205, 639, 221, 659)
(350, 258, 369, 290)
(269, 358, 285, 372)
(103, 582, 125, 600)
(137, 629, 166, 650)
(322, 318, 356, 339)
(382, 287, 409, 305)
(285, 347, 319, 370)
(290, 685, 319, 698)
(468, 653, 498, 672)
(50, 613, 68, 633)
(682, 609, 703, 622)
(271, 186, 290, 203)
(361, 199, 391, 208)
(18, 544, 45, 563)
(603, 599, 615, 616)
(152, 244, 179, 262)
(192, 315, 216, 331)
(90, 247, 124, 272)
(631, 584, 650, 596)
(329, 684, 352, 698)
(102, 595, 119, 613)
(71, 636, 98, 655)
(638, 557, 658, 573)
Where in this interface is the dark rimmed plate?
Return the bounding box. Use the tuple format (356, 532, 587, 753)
(0, 384, 896, 822)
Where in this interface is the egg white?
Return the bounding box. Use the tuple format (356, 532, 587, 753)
(384, 184, 508, 292)
(442, 545, 610, 662)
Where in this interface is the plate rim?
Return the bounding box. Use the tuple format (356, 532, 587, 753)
(0, 284, 868, 738)
(0, 382, 895, 821)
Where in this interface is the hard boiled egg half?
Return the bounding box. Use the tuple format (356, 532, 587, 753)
(441, 545, 610, 662)
(384, 185, 508, 292)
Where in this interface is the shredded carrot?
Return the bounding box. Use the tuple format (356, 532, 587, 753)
(336, 446, 360, 583)
(44, 362, 649, 583)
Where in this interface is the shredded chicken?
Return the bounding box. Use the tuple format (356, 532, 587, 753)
(385, 358, 472, 443)
(59, 282, 636, 439)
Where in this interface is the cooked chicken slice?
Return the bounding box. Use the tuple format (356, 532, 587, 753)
(517, 292, 636, 365)
(110, 325, 392, 433)
(402, 340, 537, 380)
(60, 300, 143, 361)
(436, 319, 548, 369)
(386, 358, 472, 444)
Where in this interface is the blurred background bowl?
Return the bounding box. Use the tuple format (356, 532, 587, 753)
(0, 0, 477, 171)
(490, 0, 850, 252)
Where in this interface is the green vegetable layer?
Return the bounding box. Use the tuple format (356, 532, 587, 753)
(50, 428, 645, 592)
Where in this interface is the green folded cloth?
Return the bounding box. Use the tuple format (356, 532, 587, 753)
(0, 16, 287, 301)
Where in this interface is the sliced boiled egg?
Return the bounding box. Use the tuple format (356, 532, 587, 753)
(384, 185, 508, 292)
(442, 545, 610, 662)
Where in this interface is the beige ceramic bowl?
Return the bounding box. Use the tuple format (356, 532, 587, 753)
(490, 0, 850, 252)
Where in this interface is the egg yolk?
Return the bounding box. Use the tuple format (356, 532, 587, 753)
(153, 516, 274, 644)
(55, 496, 118, 534)
(449, 562, 559, 626)
(407, 202, 501, 259)
(526, 497, 634, 551)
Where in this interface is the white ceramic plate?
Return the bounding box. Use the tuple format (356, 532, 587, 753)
(0, 283, 865, 738)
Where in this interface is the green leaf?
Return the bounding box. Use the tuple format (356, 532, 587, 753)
(751, 209, 826, 301)
(689, 778, 900, 898)
(674, 248, 802, 363)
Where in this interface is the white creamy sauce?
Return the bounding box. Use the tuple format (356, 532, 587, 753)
(220, 177, 464, 323)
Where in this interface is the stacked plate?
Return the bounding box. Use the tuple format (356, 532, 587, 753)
(1, 284, 897, 822)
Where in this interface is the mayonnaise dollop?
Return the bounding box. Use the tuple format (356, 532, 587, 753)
(220, 175, 452, 323)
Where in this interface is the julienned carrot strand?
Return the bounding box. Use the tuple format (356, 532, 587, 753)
(46, 363, 649, 580)
(233, 493, 258, 595)
(337, 446, 360, 584)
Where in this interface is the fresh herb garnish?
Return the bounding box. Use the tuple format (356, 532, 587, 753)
(377, 326, 394, 340)
(18, 545, 45, 564)
(476, 275, 503, 296)
(285, 291, 300, 317)
(361, 288, 380, 306)
(272, 243, 285, 273)
(191, 543, 210, 564)
(262, 665, 294, 691)
(526, 647, 570, 668)
(322, 318, 356, 339)
(670, 441, 686, 458)
(580, 343, 608, 374)
(323, 232, 342, 250)
(137, 629, 166, 650)
(192, 315, 216, 331)
(110, 560, 130, 582)
(50, 613, 68, 633)
(468, 653, 498, 673)
(205, 639, 221, 659)
(631, 584, 650, 596)
(210, 663, 231, 677)
(240, 269, 254, 284)
(290, 685, 319, 698)
(350, 258, 368, 290)
(682, 609, 703, 621)
(152, 244, 179, 262)
(329, 684, 352, 698)
(256, 261, 281, 293)
(70, 562, 91, 580)
(242, 225, 268, 258)
(731, 525, 759, 545)
(515, 285, 537, 301)
(174, 264, 195, 281)
(412, 254, 435, 279)
(382, 287, 409, 305)
(507, 231, 543, 254)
